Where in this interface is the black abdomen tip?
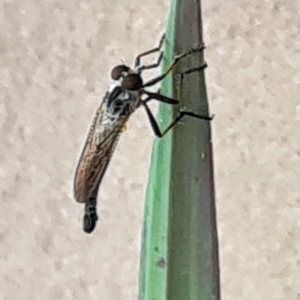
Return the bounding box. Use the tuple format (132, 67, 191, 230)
(83, 199, 98, 234)
(83, 211, 98, 234)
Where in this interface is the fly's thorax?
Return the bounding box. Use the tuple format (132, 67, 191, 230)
(127, 89, 141, 111)
(105, 82, 142, 120)
(105, 84, 131, 120)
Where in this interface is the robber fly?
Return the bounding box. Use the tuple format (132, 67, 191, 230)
(74, 35, 212, 234)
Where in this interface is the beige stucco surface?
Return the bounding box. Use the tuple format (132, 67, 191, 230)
(1, 0, 299, 299)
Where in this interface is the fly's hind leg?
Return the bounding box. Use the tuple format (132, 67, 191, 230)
(142, 101, 213, 138)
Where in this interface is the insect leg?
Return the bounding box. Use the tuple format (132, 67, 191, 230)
(180, 64, 208, 77)
(175, 63, 208, 98)
(142, 101, 213, 138)
(135, 34, 165, 69)
(143, 90, 179, 105)
(137, 52, 163, 73)
(142, 44, 205, 88)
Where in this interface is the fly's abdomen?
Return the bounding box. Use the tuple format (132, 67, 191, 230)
(74, 122, 125, 204)
(74, 148, 110, 203)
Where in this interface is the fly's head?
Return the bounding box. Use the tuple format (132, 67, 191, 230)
(111, 65, 143, 92)
(105, 65, 144, 119)
(111, 65, 130, 80)
(83, 202, 98, 234)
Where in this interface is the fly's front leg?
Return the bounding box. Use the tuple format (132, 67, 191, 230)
(142, 44, 205, 88)
(135, 34, 165, 73)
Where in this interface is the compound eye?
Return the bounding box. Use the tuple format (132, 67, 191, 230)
(121, 74, 143, 91)
(111, 65, 130, 80)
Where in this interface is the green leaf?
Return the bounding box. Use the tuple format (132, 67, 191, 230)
(139, 1, 220, 299)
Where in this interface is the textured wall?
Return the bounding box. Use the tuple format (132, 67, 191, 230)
(1, 0, 299, 299)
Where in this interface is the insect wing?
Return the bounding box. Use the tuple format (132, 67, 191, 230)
(74, 102, 127, 204)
